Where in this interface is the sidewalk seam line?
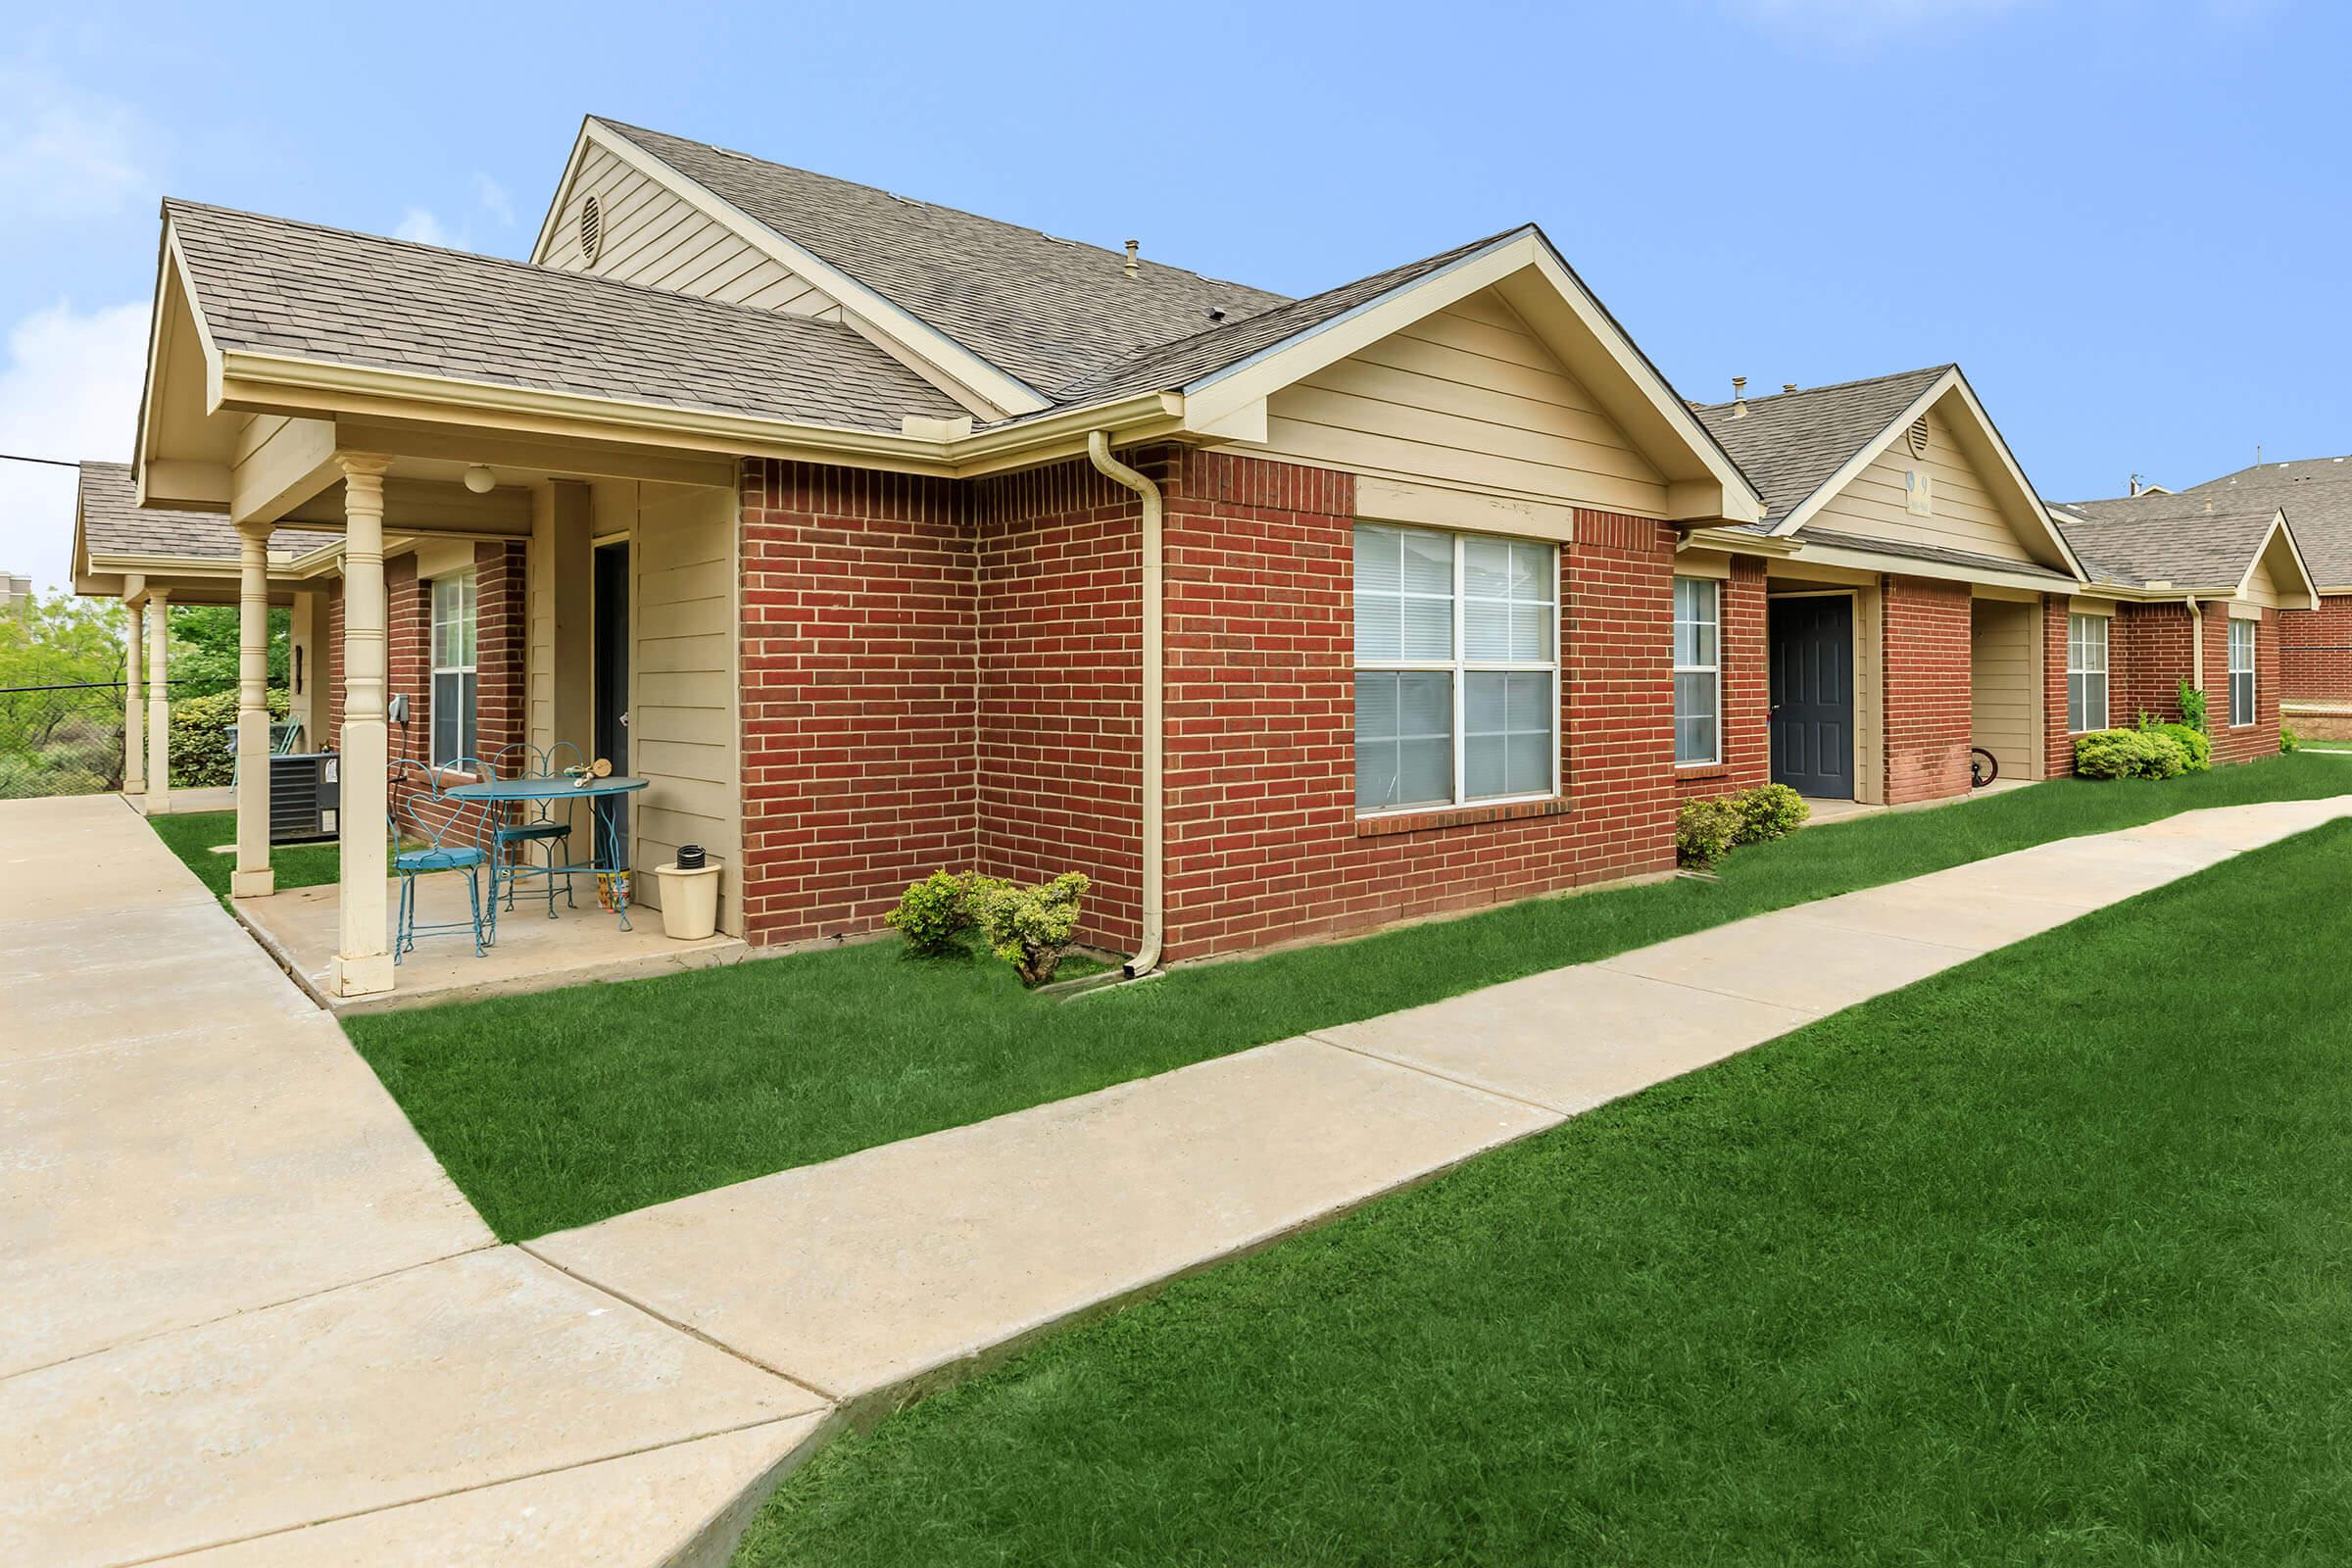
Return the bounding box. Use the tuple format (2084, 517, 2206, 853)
(1302, 1033, 1577, 1118)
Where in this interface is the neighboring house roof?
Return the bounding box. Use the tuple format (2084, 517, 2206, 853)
(77, 461, 337, 562)
(165, 198, 967, 434)
(2047, 493, 2307, 593)
(2140, 455, 2352, 588)
(597, 120, 1290, 399)
(1693, 367, 1954, 529)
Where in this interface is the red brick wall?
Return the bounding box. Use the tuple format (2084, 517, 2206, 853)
(737, 459, 976, 947)
(2111, 602, 2191, 728)
(971, 456, 1148, 953)
(385, 557, 430, 769)
(1880, 574, 1973, 806)
(1153, 450, 1676, 960)
(2206, 604, 2282, 764)
(2278, 592, 2352, 704)
(473, 541, 526, 764)
(2039, 596, 2075, 778)
(1676, 557, 1769, 802)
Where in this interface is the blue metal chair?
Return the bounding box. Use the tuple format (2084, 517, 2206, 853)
(485, 741, 581, 928)
(388, 759, 491, 962)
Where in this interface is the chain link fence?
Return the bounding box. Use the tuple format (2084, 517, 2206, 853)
(0, 682, 130, 800)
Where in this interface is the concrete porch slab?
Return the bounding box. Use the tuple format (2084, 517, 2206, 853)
(233, 871, 750, 1014)
(130, 784, 237, 815)
(529, 1039, 1558, 1409)
(1314, 964, 1814, 1114)
(0, 1248, 823, 1568)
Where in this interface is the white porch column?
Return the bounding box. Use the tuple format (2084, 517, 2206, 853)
(332, 455, 395, 997)
(145, 589, 172, 814)
(231, 521, 274, 899)
(122, 597, 146, 796)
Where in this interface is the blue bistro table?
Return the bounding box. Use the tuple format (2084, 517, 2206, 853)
(442, 773, 651, 932)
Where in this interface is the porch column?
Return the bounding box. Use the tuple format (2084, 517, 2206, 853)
(332, 455, 395, 997)
(145, 589, 172, 814)
(231, 520, 274, 898)
(122, 597, 146, 796)
(287, 588, 322, 748)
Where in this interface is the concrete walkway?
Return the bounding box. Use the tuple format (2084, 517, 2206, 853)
(7, 790, 2348, 1563)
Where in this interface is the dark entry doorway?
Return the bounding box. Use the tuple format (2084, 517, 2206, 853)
(1769, 594, 1855, 800)
(593, 540, 631, 851)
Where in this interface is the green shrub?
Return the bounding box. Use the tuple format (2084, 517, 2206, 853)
(2281, 725, 2303, 754)
(2142, 732, 2188, 779)
(1733, 783, 1809, 846)
(2179, 680, 2209, 736)
(167, 687, 289, 788)
(2143, 720, 2211, 772)
(885, 869, 989, 957)
(1675, 797, 1742, 869)
(2075, 727, 2188, 781)
(971, 872, 1092, 986)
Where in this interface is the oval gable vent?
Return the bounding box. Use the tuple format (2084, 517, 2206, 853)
(579, 194, 605, 265)
(1906, 415, 1931, 458)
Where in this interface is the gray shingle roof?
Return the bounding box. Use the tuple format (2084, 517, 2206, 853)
(1036, 228, 1529, 411)
(1794, 526, 2079, 587)
(166, 199, 966, 434)
(600, 120, 1291, 398)
(2141, 455, 2352, 588)
(78, 461, 338, 563)
(2046, 494, 2283, 589)
(1694, 366, 1953, 529)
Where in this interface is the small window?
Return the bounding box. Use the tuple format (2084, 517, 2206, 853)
(2067, 613, 2108, 733)
(1672, 576, 1720, 764)
(2229, 618, 2256, 727)
(430, 570, 479, 765)
(1353, 523, 1557, 812)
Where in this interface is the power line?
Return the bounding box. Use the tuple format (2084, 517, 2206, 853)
(0, 452, 80, 469)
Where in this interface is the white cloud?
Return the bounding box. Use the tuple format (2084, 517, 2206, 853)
(392, 207, 458, 247)
(0, 300, 151, 593)
(0, 62, 151, 219)
(472, 172, 516, 227)
(1730, 0, 2036, 40)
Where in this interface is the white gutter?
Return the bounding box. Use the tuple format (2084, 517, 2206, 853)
(1086, 430, 1164, 976)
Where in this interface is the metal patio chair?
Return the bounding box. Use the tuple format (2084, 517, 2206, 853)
(484, 741, 583, 929)
(388, 758, 491, 962)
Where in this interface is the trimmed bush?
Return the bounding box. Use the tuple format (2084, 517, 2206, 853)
(1733, 783, 1809, 846)
(167, 687, 288, 789)
(884, 869, 988, 957)
(2144, 720, 2211, 772)
(2074, 727, 2187, 781)
(1676, 797, 1741, 869)
(972, 872, 1092, 986)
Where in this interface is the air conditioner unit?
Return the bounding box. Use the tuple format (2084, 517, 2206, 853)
(270, 751, 342, 843)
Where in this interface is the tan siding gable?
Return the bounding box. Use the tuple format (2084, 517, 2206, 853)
(542, 143, 841, 318)
(2242, 551, 2281, 608)
(1237, 285, 1671, 518)
(1813, 406, 2034, 564)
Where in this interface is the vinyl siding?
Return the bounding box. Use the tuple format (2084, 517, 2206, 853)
(1237, 286, 1672, 519)
(1970, 596, 2040, 779)
(541, 142, 842, 318)
(2241, 552, 2281, 609)
(627, 482, 743, 935)
(1813, 406, 2035, 564)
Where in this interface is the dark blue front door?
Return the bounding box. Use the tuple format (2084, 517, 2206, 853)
(1769, 596, 1855, 800)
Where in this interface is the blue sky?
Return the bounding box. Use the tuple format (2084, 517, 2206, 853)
(2, 0, 2343, 589)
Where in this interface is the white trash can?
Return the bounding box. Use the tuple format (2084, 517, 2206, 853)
(652, 858, 722, 941)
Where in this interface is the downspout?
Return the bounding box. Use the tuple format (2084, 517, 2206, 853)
(1087, 430, 1164, 976)
(2186, 595, 2204, 703)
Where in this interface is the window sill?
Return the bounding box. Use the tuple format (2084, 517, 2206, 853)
(1356, 796, 1574, 838)
(1674, 760, 1731, 781)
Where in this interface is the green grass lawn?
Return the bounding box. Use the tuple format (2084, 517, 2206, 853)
(736, 817, 2352, 1568)
(145, 809, 340, 901)
(347, 756, 2352, 1241)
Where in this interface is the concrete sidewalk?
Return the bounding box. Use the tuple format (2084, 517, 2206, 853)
(8, 790, 2346, 1564)
(0, 797, 826, 1568)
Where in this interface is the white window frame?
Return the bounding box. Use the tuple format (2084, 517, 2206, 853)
(429, 569, 479, 766)
(2229, 617, 2256, 727)
(1353, 523, 1561, 815)
(1672, 576, 1721, 765)
(2067, 612, 2109, 734)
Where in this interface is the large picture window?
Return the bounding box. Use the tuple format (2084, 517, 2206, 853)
(2229, 617, 2256, 727)
(430, 570, 478, 765)
(1353, 523, 1557, 812)
(2067, 612, 2109, 733)
(1672, 576, 1721, 764)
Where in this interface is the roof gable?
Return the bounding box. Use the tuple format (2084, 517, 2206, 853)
(2048, 493, 2316, 598)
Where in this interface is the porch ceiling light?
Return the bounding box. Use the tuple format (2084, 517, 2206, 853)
(463, 465, 496, 494)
